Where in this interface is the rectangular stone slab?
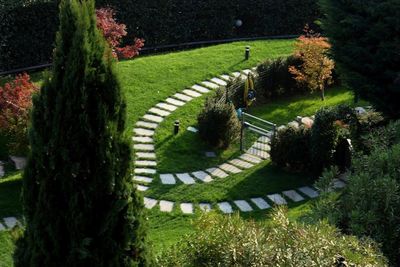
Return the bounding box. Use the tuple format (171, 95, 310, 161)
(251, 198, 271, 210)
(182, 89, 202, 98)
(191, 171, 213, 183)
(247, 148, 269, 159)
(143, 197, 157, 209)
(240, 154, 262, 164)
(136, 120, 158, 129)
(252, 142, 271, 151)
(333, 179, 346, 189)
(199, 203, 212, 212)
(267, 194, 287, 205)
(132, 136, 154, 143)
(135, 160, 157, 167)
(218, 202, 233, 214)
(156, 102, 178, 112)
(258, 136, 271, 144)
(229, 159, 254, 169)
(0, 222, 5, 231)
(149, 107, 171, 117)
(191, 84, 210, 93)
(143, 114, 164, 123)
(165, 97, 185, 106)
(283, 190, 304, 202)
(206, 168, 228, 178)
(298, 186, 319, 198)
(234, 200, 253, 212)
(133, 128, 155, 137)
(133, 176, 153, 183)
(201, 81, 219, 89)
(135, 152, 156, 159)
(160, 200, 174, 212)
(159, 174, 176, 185)
(231, 72, 241, 78)
(220, 74, 231, 81)
(134, 168, 156, 175)
(3, 217, 18, 228)
(176, 173, 196, 184)
(137, 185, 149, 191)
(210, 77, 227, 86)
(219, 163, 242, 174)
(134, 144, 155, 151)
(187, 126, 198, 133)
(242, 69, 252, 75)
(180, 203, 194, 214)
(173, 93, 192, 102)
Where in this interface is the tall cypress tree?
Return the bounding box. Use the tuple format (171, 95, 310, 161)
(14, 0, 150, 265)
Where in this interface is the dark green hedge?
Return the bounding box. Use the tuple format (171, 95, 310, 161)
(0, 0, 320, 71)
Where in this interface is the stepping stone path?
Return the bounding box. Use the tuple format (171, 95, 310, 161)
(128, 67, 350, 215)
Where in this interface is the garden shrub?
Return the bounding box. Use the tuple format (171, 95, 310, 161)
(270, 125, 311, 172)
(156, 207, 387, 266)
(198, 89, 240, 149)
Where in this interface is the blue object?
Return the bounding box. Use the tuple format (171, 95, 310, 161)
(236, 108, 243, 118)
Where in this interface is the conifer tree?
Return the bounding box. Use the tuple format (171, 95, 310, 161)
(14, 0, 150, 265)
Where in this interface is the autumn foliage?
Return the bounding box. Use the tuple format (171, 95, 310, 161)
(96, 7, 144, 59)
(289, 27, 334, 100)
(0, 73, 38, 155)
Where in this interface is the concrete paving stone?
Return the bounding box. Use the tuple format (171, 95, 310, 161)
(160, 200, 174, 212)
(267, 194, 287, 205)
(210, 77, 227, 86)
(206, 167, 229, 178)
(137, 185, 149, 192)
(231, 72, 241, 78)
(218, 202, 233, 214)
(182, 89, 202, 98)
(251, 198, 271, 210)
(136, 120, 158, 129)
(220, 74, 231, 81)
(132, 136, 153, 143)
(251, 67, 257, 71)
(234, 200, 253, 212)
(134, 168, 156, 175)
(0, 222, 5, 231)
(205, 151, 216, 157)
(247, 148, 270, 159)
(173, 93, 193, 102)
(288, 121, 300, 128)
(133, 176, 153, 183)
(229, 159, 254, 169)
(187, 126, 198, 133)
(156, 102, 178, 112)
(3, 217, 18, 228)
(149, 107, 171, 117)
(133, 128, 155, 137)
(10, 156, 27, 170)
(201, 81, 220, 89)
(239, 153, 262, 164)
(298, 186, 319, 198)
(191, 171, 213, 183)
(283, 190, 305, 202)
(159, 174, 176, 185)
(134, 144, 155, 151)
(135, 160, 157, 167)
(143, 197, 158, 209)
(242, 69, 252, 75)
(199, 203, 212, 212)
(252, 142, 271, 151)
(165, 97, 186, 106)
(333, 179, 346, 189)
(191, 84, 210, 93)
(219, 163, 242, 174)
(143, 114, 164, 123)
(180, 203, 194, 214)
(258, 136, 271, 144)
(135, 152, 156, 159)
(176, 173, 196, 184)
(0, 164, 4, 178)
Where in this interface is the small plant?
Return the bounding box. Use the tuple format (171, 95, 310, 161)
(289, 26, 335, 100)
(0, 73, 38, 155)
(96, 7, 144, 59)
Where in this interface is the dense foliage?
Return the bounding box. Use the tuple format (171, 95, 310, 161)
(157, 208, 387, 266)
(14, 0, 150, 265)
(0, 0, 320, 71)
(0, 73, 38, 155)
(320, 0, 400, 118)
(198, 89, 241, 149)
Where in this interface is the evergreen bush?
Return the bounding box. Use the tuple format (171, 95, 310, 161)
(13, 0, 150, 265)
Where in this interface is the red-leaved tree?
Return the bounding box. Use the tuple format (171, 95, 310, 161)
(0, 73, 39, 155)
(96, 8, 144, 59)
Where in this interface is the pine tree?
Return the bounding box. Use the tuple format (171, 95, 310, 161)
(320, 0, 400, 118)
(14, 0, 150, 265)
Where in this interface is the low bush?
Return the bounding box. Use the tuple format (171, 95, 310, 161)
(198, 89, 240, 149)
(156, 208, 387, 266)
(270, 125, 311, 172)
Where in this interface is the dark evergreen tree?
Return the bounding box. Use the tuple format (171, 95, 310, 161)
(14, 0, 150, 265)
(320, 0, 400, 118)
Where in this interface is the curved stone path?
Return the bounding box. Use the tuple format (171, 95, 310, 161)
(131, 67, 347, 214)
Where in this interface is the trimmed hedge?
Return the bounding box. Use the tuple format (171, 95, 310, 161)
(0, 0, 320, 71)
